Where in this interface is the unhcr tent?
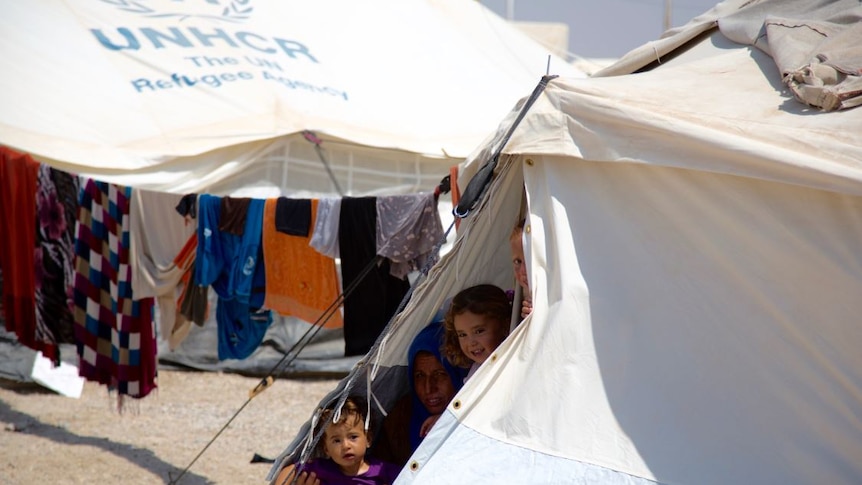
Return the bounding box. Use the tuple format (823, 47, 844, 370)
(0, 0, 587, 377)
(0, 0, 585, 196)
(270, 0, 862, 483)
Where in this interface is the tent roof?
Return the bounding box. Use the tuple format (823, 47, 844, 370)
(0, 0, 586, 193)
(457, 0, 862, 197)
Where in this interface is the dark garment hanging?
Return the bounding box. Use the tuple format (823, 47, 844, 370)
(218, 196, 251, 235)
(179, 261, 209, 326)
(274, 197, 311, 237)
(34, 164, 79, 348)
(338, 197, 410, 357)
(175, 193, 198, 219)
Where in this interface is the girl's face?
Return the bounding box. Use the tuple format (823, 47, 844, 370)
(454, 311, 508, 365)
(322, 419, 370, 476)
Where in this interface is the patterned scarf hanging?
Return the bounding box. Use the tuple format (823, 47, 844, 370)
(34, 164, 79, 355)
(73, 179, 157, 404)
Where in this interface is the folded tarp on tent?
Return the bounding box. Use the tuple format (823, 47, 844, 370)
(269, 1, 862, 484)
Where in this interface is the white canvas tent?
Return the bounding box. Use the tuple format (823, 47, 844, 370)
(0, 0, 588, 376)
(0, 0, 586, 196)
(270, 0, 862, 483)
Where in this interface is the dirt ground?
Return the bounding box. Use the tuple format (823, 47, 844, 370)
(0, 369, 340, 484)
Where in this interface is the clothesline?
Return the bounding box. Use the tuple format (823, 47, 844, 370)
(0, 145, 457, 407)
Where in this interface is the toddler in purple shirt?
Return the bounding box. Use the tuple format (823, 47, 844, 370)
(274, 396, 401, 485)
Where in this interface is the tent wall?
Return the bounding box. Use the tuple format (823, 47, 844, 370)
(396, 1, 862, 482)
(404, 153, 862, 484)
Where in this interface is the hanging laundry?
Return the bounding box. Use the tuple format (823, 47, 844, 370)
(230, 198, 266, 306)
(376, 192, 444, 280)
(216, 299, 271, 361)
(129, 188, 196, 348)
(195, 194, 271, 360)
(175, 193, 198, 220)
(34, 164, 79, 350)
(219, 196, 251, 235)
(274, 197, 312, 237)
(196, 194, 230, 295)
(262, 198, 342, 328)
(173, 192, 204, 349)
(73, 179, 157, 401)
(0, 147, 59, 363)
(339, 197, 410, 357)
(174, 232, 206, 325)
(309, 197, 341, 258)
(169, 197, 208, 350)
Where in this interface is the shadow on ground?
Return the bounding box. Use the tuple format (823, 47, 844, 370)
(0, 387, 211, 485)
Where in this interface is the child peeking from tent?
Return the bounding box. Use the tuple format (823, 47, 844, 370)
(442, 284, 511, 385)
(421, 284, 509, 435)
(275, 396, 401, 485)
(510, 218, 532, 320)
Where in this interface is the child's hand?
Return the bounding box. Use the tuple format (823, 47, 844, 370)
(295, 471, 320, 485)
(420, 414, 441, 437)
(521, 298, 533, 319)
(276, 466, 319, 485)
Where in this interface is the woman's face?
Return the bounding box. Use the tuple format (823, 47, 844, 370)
(413, 352, 456, 414)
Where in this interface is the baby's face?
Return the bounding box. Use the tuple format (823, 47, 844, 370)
(454, 311, 508, 365)
(510, 235, 529, 293)
(323, 420, 370, 475)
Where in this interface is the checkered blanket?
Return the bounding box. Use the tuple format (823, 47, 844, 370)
(73, 179, 157, 399)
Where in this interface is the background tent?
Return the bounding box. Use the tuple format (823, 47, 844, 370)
(0, 0, 586, 195)
(269, 0, 862, 483)
(0, 0, 586, 377)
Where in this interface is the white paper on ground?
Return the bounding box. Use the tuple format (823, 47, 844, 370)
(31, 351, 85, 398)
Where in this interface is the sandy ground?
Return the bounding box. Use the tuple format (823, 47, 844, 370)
(0, 369, 340, 484)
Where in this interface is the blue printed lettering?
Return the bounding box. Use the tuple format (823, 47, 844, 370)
(236, 32, 275, 54)
(172, 73, 197, 87)
(140, 27, 193, 49)
(131, 78, 154, 91)
(274, 38, 318, 63)
(90, 28, 140, 51)
(188, 27, 238, 48)
(244, 56, 282, 71)
(261, 70, 347, 100)
(130, 70, 254, 93)
(186, 56, 239, 67)
(90, 26, 319, 63)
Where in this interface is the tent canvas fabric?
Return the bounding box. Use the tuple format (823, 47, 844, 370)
(0, 0, 586, 196)
(269, 1, 862, 483)
(0, 0, 587, 378)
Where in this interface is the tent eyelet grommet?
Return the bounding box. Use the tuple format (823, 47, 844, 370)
(491, 354, 498, 362)
(409, 460, 420, 471)
(526, 158, 534, 166)
(525, 224, 531, 234)
(453, 399, 462, 410)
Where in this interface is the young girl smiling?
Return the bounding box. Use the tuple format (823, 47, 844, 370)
(442, 284, 511, 382)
